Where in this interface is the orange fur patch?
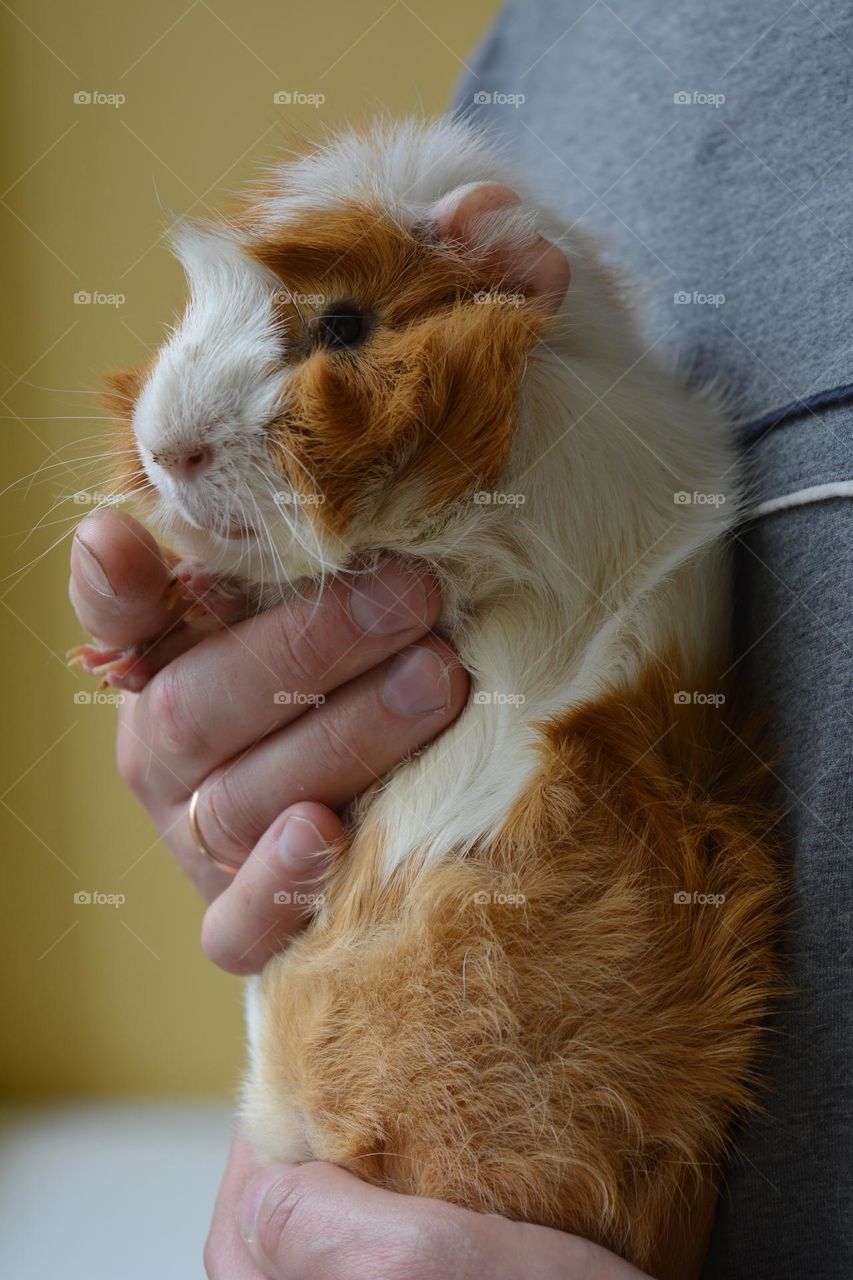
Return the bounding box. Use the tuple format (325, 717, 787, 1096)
(246, 203, 550, 530)
(102, 204, 550, 548)
(256, 659, 782, 1279)
(101, 363, 154, 507)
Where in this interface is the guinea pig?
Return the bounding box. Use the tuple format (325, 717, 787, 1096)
(82, 118, 781, 1279)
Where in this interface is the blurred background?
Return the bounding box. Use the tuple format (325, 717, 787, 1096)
(0, 2, 498, 1274)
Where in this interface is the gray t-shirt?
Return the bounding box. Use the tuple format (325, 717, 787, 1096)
(453, 4, 853, 1276)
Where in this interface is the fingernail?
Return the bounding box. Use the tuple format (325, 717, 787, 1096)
(74, 534, 115, 598)
(382, 646, 451, 716)
(350, 563, 429, 635)
(237, 1167, 288, 1247)
(278, 815, 329, 873)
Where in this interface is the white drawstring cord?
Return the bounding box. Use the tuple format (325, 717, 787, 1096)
(750, 479, 853, 519)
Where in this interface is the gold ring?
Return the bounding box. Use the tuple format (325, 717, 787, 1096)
(188, 788, 243, 876)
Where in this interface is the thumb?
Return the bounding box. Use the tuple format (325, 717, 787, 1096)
(236, 1161, 470, 1280)
(236, 1159, 656, 1280)
(70, 509, 175, 648)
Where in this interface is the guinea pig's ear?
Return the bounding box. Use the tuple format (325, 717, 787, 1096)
(428, 182, 570, 316)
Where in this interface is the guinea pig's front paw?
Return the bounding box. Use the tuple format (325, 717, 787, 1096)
(165, 560, 249, 625)
(67, 565, 253, 695)
(66, 642, 144, 689)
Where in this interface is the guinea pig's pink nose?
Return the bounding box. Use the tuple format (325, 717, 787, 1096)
(153, 444, 214, 482)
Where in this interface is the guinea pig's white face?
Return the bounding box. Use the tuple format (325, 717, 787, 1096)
(115, 121, 570, 597)
(130, 224, 340, 590)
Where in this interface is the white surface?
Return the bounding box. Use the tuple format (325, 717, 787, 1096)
(0, 1101, 234, 1280)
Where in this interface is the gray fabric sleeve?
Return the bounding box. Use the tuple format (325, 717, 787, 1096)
(451, 4, 853, 1276)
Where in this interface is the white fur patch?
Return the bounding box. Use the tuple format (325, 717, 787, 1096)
(134, 226, 282, 525)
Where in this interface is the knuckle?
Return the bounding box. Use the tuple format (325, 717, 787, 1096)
(268, 609, 328, 694)
(310, 706, 363, 780)
(146, 663, 206, 758)
(256, 1169, 311, 1264)
(205, 768, 263, 856)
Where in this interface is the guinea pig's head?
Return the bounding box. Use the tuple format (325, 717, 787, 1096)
(110, 121, 570, 592)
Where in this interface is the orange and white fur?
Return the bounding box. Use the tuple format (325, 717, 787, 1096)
(102, 120, 780, 1278)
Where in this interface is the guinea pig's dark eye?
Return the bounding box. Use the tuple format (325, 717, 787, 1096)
(313, 302, 369, 351)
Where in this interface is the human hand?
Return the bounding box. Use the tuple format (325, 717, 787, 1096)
(69, 509, 468, 970)
(204, 1138, 653, 1280)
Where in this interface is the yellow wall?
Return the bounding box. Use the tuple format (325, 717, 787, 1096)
(1, 0, 498, 1098)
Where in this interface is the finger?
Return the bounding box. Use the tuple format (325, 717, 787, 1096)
(126, 637, 467, 903)
(189, 637, 468, 870)
(127, 560, 443, 799)
(238, 1161, 653, 1280)
(237, 1160, 470, 1280)
(69, 509, 176, 647)
(205, 1137, 267, 1280)
(201, 803, 343, 975)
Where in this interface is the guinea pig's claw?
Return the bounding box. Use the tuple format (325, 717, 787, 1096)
(67, 642, 123, 672)
(67, 642, 140, 688)
(164, 560, 249, 625)
(163, 576, 183, 611)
